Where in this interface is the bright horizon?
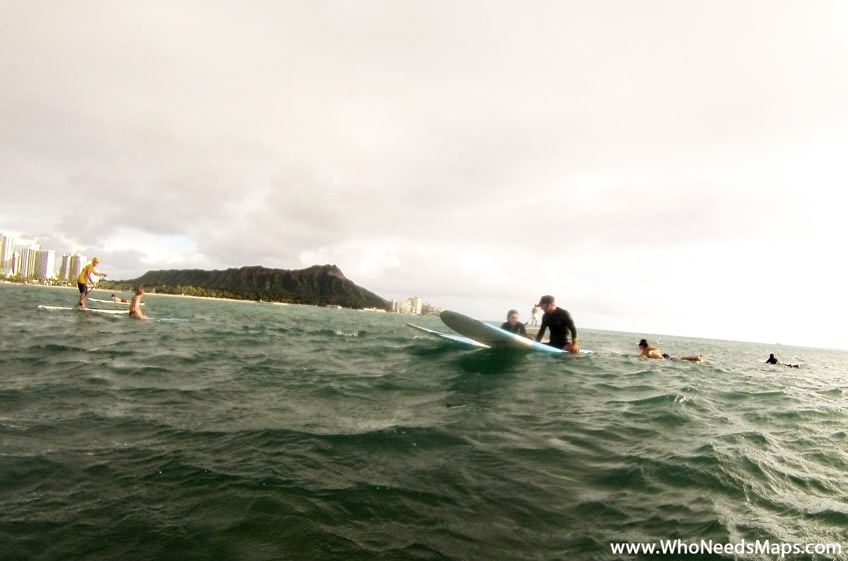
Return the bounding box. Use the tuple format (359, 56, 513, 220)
(2, 1, 846, 350)
(3, 278, 837, 353)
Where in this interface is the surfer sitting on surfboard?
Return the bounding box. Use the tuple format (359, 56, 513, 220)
(534, 295, 580, 352)
(77, 257, 107, 310)
(129, 286, 147, 320)
(501, 309, 529, 338)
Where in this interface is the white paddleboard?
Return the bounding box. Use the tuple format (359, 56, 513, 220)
(407, 323, 490, 349)
(87, 298, 143, 306)
(38, 305, 127, 315)
(439, 310, 593, 356)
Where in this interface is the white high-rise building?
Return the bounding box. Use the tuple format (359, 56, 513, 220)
(35, 249, 57, 280)
(0, 233, 14, 275)
(20, 246, 40, 279)
(393, 296, 423, 314)
(59, 254, 72, 281)
(69, 254, 86, 283)
(11, 251, 21, 276)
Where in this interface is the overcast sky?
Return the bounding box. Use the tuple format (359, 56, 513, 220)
(2, 1, 846, 349)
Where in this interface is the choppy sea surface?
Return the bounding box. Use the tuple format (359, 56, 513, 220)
(2, 283, 847, 561)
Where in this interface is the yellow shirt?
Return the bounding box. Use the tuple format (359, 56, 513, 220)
(77, 263, 98, 285)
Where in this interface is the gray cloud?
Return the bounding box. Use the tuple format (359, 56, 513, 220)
(2, 0, 846, 347)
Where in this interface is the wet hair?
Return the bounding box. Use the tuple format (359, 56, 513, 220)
(639, 339, 648, 348)
(507, 309, 519, 319)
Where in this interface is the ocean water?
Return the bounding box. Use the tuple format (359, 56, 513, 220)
(2, 283, 847, 561)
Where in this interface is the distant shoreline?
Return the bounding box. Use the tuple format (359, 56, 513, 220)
(1, 281, 75, 290)
(1, 281, 383, 310)
(1, 281, 257, 305)
(140, 291, 252, 304)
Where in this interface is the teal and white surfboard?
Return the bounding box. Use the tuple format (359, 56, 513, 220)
(407, 323, 490, 348)
(439, 310, 592, 356)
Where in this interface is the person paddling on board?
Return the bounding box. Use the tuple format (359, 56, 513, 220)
(639, 338, 702, 362)
(501, 309, 528, 337)
(534, 295, 580, 352)
(129, 286, 147, 320)
(77, 257, 107, 310)
(765, 353, 799, 367)
(111, 293, 129, 303)
(638, 339, 667, 359)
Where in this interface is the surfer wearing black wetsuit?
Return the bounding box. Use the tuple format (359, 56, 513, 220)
(500, 309, 528, 337)
(534, 295, 579, 351)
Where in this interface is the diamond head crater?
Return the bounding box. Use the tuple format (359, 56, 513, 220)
(104, 264, 389, 310)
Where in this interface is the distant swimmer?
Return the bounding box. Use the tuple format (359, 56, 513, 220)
(639, 338, 702, 362)
(111, 293, 129, 303)
(529, 305, 540, 327)
(501, 309, 528, 337)
(535, 295, 579, 352)
(765, 353, 799, 368)
(129, 286, 147, 320)
(77, 257, 107, 310)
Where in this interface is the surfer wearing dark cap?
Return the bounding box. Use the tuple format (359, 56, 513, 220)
(534, 295, 579, 352)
